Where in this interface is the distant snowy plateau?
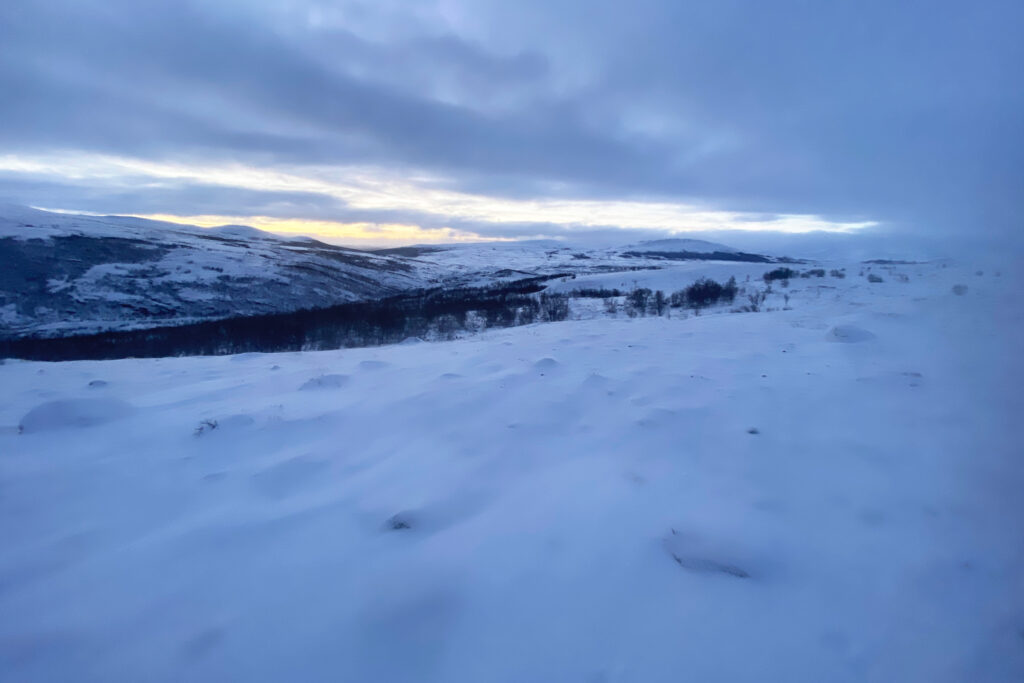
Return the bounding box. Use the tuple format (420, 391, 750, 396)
(0, 205, 1022, 682)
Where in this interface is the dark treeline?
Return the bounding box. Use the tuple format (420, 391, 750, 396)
(621, 250, 771, 263)
(621, 276, 739, 317)
(568, 287, 624, 298)
(0, 275, 574, 362)
(1, 273, 762, 362)
(764, 266, 844, 283)
(763, 267, 800, 282)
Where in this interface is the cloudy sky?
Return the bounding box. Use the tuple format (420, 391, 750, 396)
(1, 0, 1020, 245)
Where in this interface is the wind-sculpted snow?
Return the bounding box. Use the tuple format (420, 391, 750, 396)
(0, 259, 1021, 682)
(18, 397, 135, 433)
(825, 324, 876, 343)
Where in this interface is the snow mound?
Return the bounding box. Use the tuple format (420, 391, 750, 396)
(856, 371, 925, 389)
(218, 414, 257, 430)
(380, 495, 488, 535)
(663, 530, 753, 579)
(252, 455, 331, 500)
(533, 357, 560, 371)
(298, 374, 350, 390)
(825, 324, 875, 343)
(384, 511, 416, 530)
(19, 398, 135, 433)
(229, 353, 266, 363)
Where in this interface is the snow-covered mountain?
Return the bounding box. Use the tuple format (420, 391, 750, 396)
(617, 237, 774, 263)
(0, 206, 443, 338)
(0, 206, 778, 339)
(623, 237, 740, 253)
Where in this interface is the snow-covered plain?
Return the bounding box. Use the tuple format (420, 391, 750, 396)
(1, 260, 1022, 682)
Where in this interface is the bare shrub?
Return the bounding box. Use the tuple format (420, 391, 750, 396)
(194, 419, 218, 436)
(763, 267, 799, 282)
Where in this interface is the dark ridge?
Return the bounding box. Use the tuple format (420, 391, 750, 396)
(491, 268, 536, 278)
(369, 246, 446, 258)
(619, 250, 772, 263)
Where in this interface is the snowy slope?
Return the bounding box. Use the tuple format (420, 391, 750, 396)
(0, 260, 1020, 682)
(375, 237, 772, 288)
(0, 206, 441, 338)
(374, 240, 593, 285)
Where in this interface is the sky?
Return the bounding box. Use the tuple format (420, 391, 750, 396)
(0, 0, 1020, 246)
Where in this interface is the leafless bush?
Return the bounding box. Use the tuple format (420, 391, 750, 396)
(194, 419, 218, 436)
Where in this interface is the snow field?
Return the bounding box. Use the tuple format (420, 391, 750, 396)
(0, 261, 1021, 682)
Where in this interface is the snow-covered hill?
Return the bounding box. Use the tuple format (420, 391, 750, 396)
(0, 207, 781, 339)
(373, 237, 773, 288)
(373, 240, 603, 286)
(0, 259, 1020, 682)
(0, 206, 440, 338)
(623, 237, 740, 253)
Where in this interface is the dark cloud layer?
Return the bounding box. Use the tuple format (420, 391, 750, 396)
(1, 0, 1020, 241)
(0, 174, 347, 219)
